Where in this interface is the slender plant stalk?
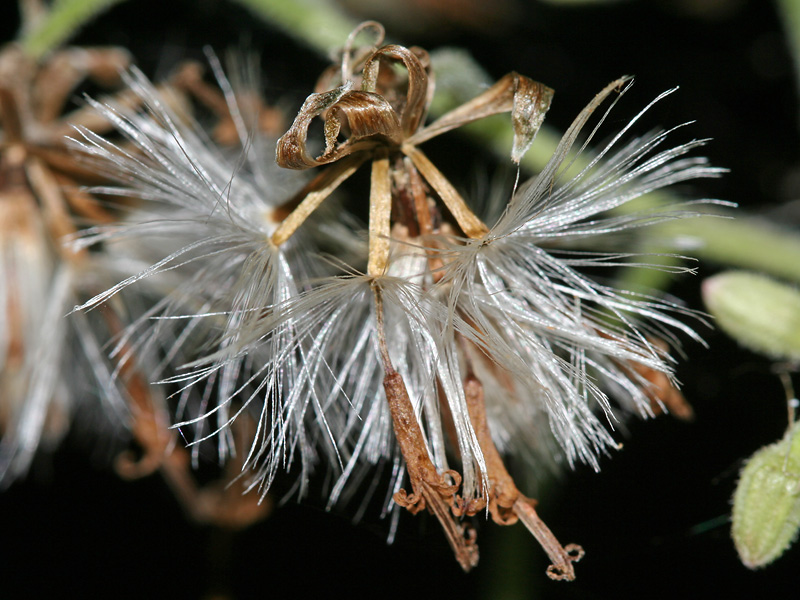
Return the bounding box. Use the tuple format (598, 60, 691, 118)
(664, 215, 800, 282)
(21, 0, 126, 58)
(232, 0, 360, 55)
(777, 0, 800, 127)
(617, 212, 800, 292)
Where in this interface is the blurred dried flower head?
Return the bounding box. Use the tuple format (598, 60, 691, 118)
(70, 22, 722, 577)
(0, 20, 274, 527)
(0, 39, 134, 485)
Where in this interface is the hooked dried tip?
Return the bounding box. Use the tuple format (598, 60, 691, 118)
(462, 371, 583, 580)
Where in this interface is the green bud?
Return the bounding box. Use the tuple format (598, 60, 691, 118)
(732, 420, 800, 569)
(702, 271, 800, 361)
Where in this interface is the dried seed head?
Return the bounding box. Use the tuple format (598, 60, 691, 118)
(65, 21, 721, 577)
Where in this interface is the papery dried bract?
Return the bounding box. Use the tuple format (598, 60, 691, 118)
(273, 28, 553, 246)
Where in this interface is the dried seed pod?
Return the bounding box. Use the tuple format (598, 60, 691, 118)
(732, 420, 800, 569)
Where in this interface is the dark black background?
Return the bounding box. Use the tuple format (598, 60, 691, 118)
(1, 1, 798, 598)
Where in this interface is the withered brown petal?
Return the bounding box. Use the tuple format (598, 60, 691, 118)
(509, 75, 554, 163)
(328, 90, 403, 145)
(362, 44, 430, 136)
(275, 82, 352, 169)
(339, 21, 385, 84)
(276, 84, 404, 170)
(407, 72, 554, 164)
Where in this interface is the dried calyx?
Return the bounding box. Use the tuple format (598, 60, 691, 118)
(273, 21, 552, 264)
(273, 21, 580, 577)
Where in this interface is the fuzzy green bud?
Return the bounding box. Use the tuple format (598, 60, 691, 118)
(732, 420, 800, 569)
(702, 271, 800, 361)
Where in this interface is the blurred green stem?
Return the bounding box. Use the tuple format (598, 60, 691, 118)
(617, 212, 800, 291)
(777, 0, 800, 125)
(21, 0, 125, 58)
(662, 214, 800, 283)
(233, 0, 360, 55)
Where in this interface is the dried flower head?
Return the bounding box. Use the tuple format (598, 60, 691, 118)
(70, 23, 722, 577)
(0, 40, 134, 485)
(0, 11, 273, 524)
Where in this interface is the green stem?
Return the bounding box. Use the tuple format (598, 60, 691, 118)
(616, 210, 800, 291)
(777, 0, 800, 126)
(21, 0, 126, 59)
(663, 213, 800, 282)
(232, 0, 360, 56)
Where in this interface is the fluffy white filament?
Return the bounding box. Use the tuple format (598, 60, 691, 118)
(65, 67, 722, 510)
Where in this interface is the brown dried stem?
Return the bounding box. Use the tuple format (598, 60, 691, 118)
(462, 365, 583, 580)
(103, 309, 268, 530)
(271, 153, 367, 245)
(373, 283, 479, 571)
(631, 338, 694, 421)
(402, 144, 488, 238)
